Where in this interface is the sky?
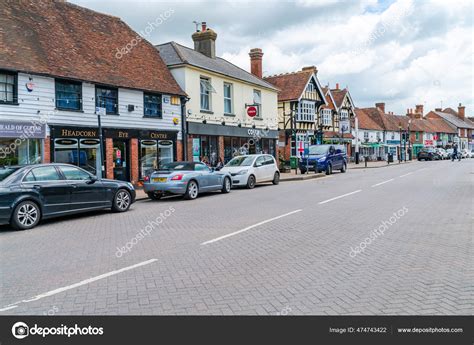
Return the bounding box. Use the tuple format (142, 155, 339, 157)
(71, 0, 473, 116)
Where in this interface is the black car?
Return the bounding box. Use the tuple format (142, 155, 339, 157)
(0, 164, 136, 230)
(417, 148, 441, 161)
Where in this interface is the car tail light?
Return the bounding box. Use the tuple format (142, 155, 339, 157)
(171, 174, 183, 181)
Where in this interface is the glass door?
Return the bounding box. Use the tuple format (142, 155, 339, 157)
(112, 139, 129, 181)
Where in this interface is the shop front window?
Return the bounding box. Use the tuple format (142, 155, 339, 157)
(140, 140, 158, 179)
(0, 138, 42, 165)
(200, 136, 218, 166)
(54, 138, 100, 175)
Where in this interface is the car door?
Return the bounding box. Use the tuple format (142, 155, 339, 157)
(206, 166, 223, 189)
(264, 155, 276, 181)
(253, 156, 266, 182)
(21, 166, 72, 216)
(194, 163, 210, 190)
(58, 165, 108, 210)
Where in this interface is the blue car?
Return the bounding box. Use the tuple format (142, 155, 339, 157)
(143, 161, 232, 200)
(299, 144, 347, 175)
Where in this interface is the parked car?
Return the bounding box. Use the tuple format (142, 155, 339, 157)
(417, 148, 441, 161)
(471, 149, 474, 158)
(461, 149, 471, 159)
(220, 154, 280, 189)
(299, 144, 347, 175)
(0, 164, 135, 230)
(435, 148, 449, 160)
(144, 161, 232, 200)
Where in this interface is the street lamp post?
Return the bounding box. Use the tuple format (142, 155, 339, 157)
(398, 122, 402, 163)
(407, 119, 412, 160)
(95, 107, 106, 178)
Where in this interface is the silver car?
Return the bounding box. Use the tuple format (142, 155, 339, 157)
(143, 161, 232, 200)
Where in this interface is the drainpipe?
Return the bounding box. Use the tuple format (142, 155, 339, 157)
(180, 96, 190, 161)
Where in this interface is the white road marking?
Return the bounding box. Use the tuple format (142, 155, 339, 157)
(0, 305, 18, 312)
(201, 210, 302, 245)
(371, 178, 394, 187)
(0, 259, 157, 310)
(318, 190, 362, 205)
(399, 172, 413, 178)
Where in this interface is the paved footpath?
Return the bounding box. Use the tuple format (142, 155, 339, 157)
(0, 159, 472, 315)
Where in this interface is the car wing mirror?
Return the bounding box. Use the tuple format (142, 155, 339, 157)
(87, 175, 98, 184)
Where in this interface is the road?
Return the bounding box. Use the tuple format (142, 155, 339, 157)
(0, 159, 472, 315)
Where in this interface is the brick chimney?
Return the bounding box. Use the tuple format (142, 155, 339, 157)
(415, 104, 424, 116)
(302, 66, 318, 74)
(191, 22, 217, 59)
(335, 83, 340, 90)
(375, 102, 385, 113)
(249, 48, 264, 78)
(458, 103, 465, 119)
(435, 108, 442, 112)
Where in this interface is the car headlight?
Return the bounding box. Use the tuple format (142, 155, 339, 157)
(237, 169, 249, 175)
(126, 182, 135, 190)
(318, 157, 326, 162)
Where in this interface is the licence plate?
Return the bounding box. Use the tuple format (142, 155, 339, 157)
(152, 177, 167, 183)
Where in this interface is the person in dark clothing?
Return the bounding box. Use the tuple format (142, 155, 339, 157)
(452, 144, 460, 161)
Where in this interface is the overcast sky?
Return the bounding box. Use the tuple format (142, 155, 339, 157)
(71, 0, 473, 115)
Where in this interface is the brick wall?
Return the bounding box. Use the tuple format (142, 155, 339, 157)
(218, 135, 224, 162)
(176, 140, 183, 161)
(105, 138, 114, 179)
(130, 138, 139, 184)
(43, 136, 51, 163)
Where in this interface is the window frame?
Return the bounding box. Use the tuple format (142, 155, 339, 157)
(200, 77, 212, 111)
(253, 89, 262, 118)
(143, 92, 163, 118)
(24, 166, 62, 182)
(0, 70, 18, 105)
(58, 165, 92, 181)
(95, 85, 119, 115)
(55, 78, 83, 111)
(223, 82, 233, 115)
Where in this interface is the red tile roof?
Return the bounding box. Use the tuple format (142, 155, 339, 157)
(330, 88, 348, 108)
(321, 87, 336, 110)
(264, 70, 313, 101)
(354, 108, 384, 130)
(0, 0, 185, 95)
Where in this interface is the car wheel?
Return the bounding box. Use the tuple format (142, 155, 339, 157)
(11, 200, 41, 230)
(112, 189, 132, 212)
(300, 168, 307, 174)
(184, 180, 199, 200)
(222, 177, 231, 193)
(340, 163, 347, 173)
(147, 192, 161, 200)
(247, 175, 256, 189)
(272, 172, 280, 185)
(326, 164, 332, 175)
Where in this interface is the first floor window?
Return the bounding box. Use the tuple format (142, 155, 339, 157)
(0, 71, 17, 104)
(96, 86, 118, 114)
(144, 93, 162, 117)
(200, 77, 214, 111)
(253, 89, 262, 118)
(364, 131, 369, 140)
(322, 109, 331, 126)
(224, 82, 233, 114)
(56, 79, 82, 110)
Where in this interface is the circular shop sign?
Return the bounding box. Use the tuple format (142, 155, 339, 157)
(247, 106, 257, 118)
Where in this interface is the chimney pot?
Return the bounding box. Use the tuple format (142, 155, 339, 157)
(191, 23, 217, 59)
(336, 83, 339, 90)
(249, 48, 264, 78)
(415, 104, 424, 116)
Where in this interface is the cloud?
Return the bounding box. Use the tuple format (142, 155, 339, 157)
(71, 0, 473, 115)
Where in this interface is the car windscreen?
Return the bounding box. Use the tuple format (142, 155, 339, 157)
(160, 162, 194, 171)
(225, 156, 254, 167)
(0, 167, 20, 182)
(309, 146, 329, 155)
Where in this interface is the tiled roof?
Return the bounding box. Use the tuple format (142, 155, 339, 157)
(321, 87, 336, 110)
(354, 108, 384, 130)
(157, 42, 277, 91)
(263, 70, 313, 101)
(431, 111, 474, 129)
(330, 88, 348, 108)
(323, 131, 354, 139)
(0, 0, 185, 95)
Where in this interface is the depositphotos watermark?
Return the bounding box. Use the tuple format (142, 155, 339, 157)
(115, 9, 174, 59)
(11, 321, 103, 339)
(115, 206, 175, 257)
(349, 206, 408, 258)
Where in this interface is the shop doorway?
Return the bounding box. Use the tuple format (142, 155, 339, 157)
(113, 139, 129, 181)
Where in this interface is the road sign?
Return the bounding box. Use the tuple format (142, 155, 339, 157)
(247, 106, 257, 117)
(95, 107, 106, 116)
